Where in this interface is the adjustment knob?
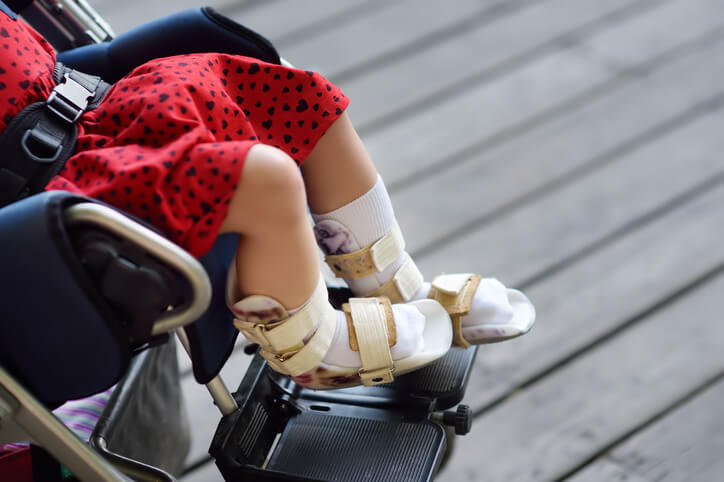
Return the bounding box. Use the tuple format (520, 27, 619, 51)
(442, 404, 472, 435)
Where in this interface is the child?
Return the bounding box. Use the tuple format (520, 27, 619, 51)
(1, 11, 534, 390)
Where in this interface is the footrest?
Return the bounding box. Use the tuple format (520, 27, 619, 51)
(211, 289, 478, 481)
(304, 346, 477, 411)
(268, 412, 444, 481)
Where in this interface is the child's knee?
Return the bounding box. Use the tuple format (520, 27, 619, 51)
(245, 144, 305, 198)
(222, 144, 307, 233)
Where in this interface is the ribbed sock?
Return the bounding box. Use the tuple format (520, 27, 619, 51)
(312, 175, 406, 296)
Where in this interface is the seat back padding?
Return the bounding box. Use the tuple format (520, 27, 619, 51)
(184, 233, 239, 384)
(0, 192, 129, 405)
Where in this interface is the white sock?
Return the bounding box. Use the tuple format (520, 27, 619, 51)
(311, 175, 406, 296)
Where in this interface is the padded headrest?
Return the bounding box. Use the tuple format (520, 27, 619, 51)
(57, 7, 281, 84)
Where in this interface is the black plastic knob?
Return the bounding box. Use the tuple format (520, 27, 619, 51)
(442, 404, 472, 435)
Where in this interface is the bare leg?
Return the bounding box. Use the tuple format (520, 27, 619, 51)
(220, 142, 432, 390)
(220, 144, 318, 309)
(302, 112, 378, 214)
(220, 113, 377, 308)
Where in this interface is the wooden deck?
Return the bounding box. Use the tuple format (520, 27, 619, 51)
(93, 0, 724, 480)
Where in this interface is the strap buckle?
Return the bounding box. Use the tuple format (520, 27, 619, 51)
(246, 322, 272, 349)
(47, 73, 93, 123)
(358, 366, 394, 385)
(275, 348, 301, 363)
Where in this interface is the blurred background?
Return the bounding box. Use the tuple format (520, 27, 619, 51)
(92, 0, 724, 480)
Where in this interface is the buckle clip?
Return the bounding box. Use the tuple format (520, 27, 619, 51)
(358, 366, 394, 385)
(248, 323, 272, 349)
(47, 73, 93, 123)
(275, 348, 300, 363)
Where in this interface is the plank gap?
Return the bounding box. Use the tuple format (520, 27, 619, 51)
(473, 260, 724, 419)
(385, 22, 724, 195)
(556, 369, 724, 482)
(517, 162, 724, 290)
(356, 0, 669, 138)
(332, 0, 541, 85)
(411, 89, 724, 262)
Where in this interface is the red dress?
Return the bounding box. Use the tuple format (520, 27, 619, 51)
(0, 14, 349, 258)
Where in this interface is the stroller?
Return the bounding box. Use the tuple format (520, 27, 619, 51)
(0, 1, 477, 480)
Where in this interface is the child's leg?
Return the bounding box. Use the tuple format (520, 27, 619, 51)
(222, 144, 450, 389)
(221, 144, 319, 309)
(301, 113, 535, 347)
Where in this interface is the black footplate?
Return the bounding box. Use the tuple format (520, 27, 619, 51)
(211, 342, 476, 481)
(267, 411, 444, 482)
(300, 345, 478, 411)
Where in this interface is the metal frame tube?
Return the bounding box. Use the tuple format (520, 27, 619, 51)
(176, 328, 238, 416)
(0, 366, 127, 481)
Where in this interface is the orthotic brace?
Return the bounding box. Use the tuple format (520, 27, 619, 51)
(343, 297, 396, 386)
(427, 273, 482, 348)
(232, 276, 337, 377)
(231, 279, 398, 386)
(323, 222, 424, 303)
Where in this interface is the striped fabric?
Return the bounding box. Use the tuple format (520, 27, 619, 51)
(0, 388, 114, 453)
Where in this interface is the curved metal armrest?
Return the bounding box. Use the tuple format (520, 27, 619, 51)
(65, 202, 211, 336)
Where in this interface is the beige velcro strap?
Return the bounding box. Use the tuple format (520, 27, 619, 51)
(347, 298, 395, 386)
(233, 276, 326, 353)
(325, 222, 405, 280)
(365, 255, 424, 303)
(262, 300, 337, 376)
(342, 297, 397, 351)
(428, 273, 482, 348)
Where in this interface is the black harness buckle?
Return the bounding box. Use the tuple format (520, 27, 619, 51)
(0, 63, 110, 209)
(46, 72, 94, 123)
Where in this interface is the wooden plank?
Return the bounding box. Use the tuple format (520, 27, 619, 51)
(394, 27, 724, 255)
(583, 0, 724, 69)
(565, 458, 649, 482)
(342, 0, 641, 128)
(569, 379, 724, 482)
(274, 0, 523, 78)
(437, 269, 724, 481)
(362, 0, 724, 188)
(363, 46, 609, 187)
(92, 0, 376, 40)
(418, 97, 724, 281)
(181, 348, 254, 467)
(221, 0, 380, 49)
(457, 127, 724, 412)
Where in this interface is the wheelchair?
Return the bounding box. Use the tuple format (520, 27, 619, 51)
(0, 1, 478, 480)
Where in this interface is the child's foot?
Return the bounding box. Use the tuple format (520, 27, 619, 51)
(227, 274, 452, 389)
(312, 176, 535, 347)
(416, 274, 535, 348)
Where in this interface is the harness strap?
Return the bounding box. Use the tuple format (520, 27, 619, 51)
(0, 62, 110, 208)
